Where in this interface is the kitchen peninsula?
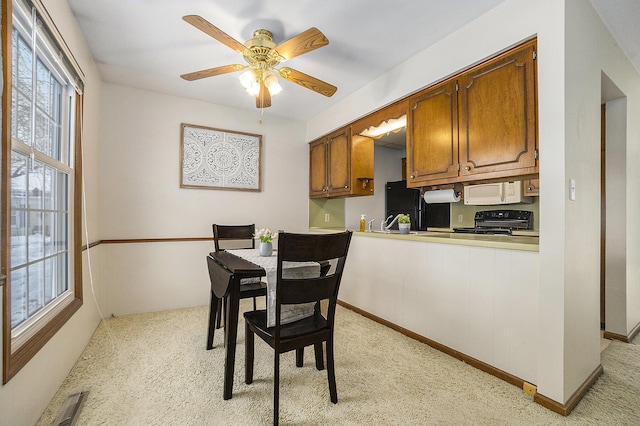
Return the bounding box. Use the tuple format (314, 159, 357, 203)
(332, 228, 540, 390)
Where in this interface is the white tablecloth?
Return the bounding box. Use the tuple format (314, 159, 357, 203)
(227, 249, 320, 327)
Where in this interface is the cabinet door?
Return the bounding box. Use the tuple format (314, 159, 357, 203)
(406, 79, 459, 187)
(458, 41, 537, 179)
(326, 128, 351, 196)
(350, 134, 375, 196)
(309, 138, 328, 197)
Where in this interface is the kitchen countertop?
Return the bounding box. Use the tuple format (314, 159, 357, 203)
(309, 227, 539, 252)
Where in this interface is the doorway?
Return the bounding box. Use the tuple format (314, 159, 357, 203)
(601, 72, 627, 338)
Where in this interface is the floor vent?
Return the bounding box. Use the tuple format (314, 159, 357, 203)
(53, 391, 89, 426)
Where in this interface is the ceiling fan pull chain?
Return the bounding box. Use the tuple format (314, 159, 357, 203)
(259, 86, 264, 124)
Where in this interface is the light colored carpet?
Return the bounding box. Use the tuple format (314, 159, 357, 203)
(37, 301, 639, 425)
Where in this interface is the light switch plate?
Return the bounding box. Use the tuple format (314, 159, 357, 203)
(569, 179, 576, 201)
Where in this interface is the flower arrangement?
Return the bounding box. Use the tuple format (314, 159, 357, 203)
(255, 228, 275, 243)
(398, 214, 411, 224)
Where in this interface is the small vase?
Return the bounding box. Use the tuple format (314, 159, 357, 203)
(398, 223, 410, 234)
(259, 241, 273, 257)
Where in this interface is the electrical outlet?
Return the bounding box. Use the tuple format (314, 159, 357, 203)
(458, 214, 464, 223)
(523, 382, 537, 396)
(324, 213, 331, 222)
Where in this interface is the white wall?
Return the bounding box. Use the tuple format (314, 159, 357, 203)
(563, 0, 640, 400)
(99, 83, 308, 315)
(599, 35, 640, 340)
(560, 0, 602, 401)
(592, 22, 640, 343)
(0, 0, 104, 424)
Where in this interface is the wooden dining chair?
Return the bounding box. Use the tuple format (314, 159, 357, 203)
(243, 230, 353, 425)
(207, 224, 267, 350)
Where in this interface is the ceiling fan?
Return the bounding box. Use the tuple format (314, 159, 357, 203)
(180, 15, 337, 108)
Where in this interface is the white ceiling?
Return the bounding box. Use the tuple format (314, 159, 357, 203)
(67, 0, 639, 122)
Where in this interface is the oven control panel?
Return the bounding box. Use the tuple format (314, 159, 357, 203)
(473, 210, 533, 230)
(474, 210, 532, 221)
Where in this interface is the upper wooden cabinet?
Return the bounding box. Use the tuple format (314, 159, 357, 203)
(458, 40, 537, 180)
(406, 78, 459, 187)
(309, 138, 329, 196)
(407, 39, 538, 188)
(309, 126, 374, 198)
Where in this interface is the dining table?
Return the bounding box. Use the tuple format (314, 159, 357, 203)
(207, 248, 320, 400)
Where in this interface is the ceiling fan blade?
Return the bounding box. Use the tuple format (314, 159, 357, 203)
(180, 64, 246, 81)
(256, 80, 271, 108)
(273, 27, 329, 61)
(183, 15, 249, 55)
(278, 67, 337, 97)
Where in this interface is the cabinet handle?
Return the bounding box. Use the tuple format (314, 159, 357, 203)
(344, 185, 349, 189)
(528, 187, 533, 191)
(410, 175, 415, 179)
(464, 166, 471, 171)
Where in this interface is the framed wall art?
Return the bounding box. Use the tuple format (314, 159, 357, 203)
(180, 123, 262, 191)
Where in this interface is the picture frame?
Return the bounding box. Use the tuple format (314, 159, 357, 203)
(180, 123, 262, 191)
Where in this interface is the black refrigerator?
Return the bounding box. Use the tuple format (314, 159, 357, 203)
(385, 181, 451, 230)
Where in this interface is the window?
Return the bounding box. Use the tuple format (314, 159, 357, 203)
(2, 0, 84, 382)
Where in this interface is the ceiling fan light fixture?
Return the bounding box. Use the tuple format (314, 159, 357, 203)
(245, 84, 261, 97)
(240, 67, 282, 98)
(239, 68, 258, 90)
(263, 69, 282, 95)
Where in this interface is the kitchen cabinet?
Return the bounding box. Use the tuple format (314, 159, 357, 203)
(406, 78, 459, 187)
(523, 178, 539, 196)
(407, 39, 538, 188)
(309, 126, 374, 198)
(458, 40, 538, 180)
(309, 138, 329, 196)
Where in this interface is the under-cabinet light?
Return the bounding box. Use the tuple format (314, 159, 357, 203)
(360, 115, 407, 139)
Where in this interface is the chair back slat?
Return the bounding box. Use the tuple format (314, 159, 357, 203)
(278, 232, 351, 263)
(213, 224, 256, 251)
(279, 276, 338, 305)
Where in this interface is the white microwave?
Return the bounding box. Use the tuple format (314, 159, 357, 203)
(463, 181, 532, 205)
